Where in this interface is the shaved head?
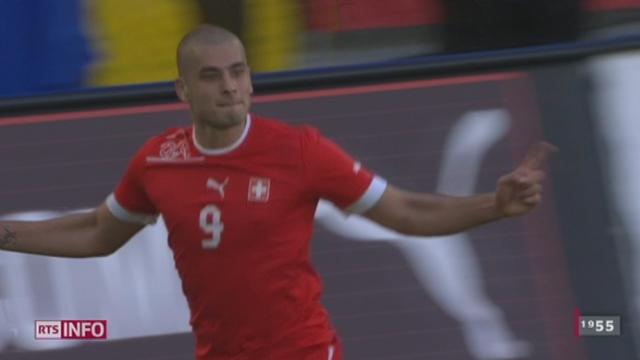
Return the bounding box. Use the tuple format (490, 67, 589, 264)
(177, 25, 244, 76)
(174, 24, 253, 132)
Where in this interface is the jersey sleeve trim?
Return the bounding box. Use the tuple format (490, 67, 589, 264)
(106, 193, 157, 225)
(343, 175, 387, 214)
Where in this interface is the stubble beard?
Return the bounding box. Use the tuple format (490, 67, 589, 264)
(200, 108, 245, 130)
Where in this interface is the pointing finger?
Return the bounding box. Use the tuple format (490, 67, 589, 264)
(519, 142, 558, 171)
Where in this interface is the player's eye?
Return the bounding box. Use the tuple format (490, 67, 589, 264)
(231, 66, 246, 78)
(200, 71, 222, 81)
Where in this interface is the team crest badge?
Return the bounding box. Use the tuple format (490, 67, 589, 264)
(248, 178, 270, 202)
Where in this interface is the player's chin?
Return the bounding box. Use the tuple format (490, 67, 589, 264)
(203, 111, 244, 129)
(221, 106, 246, 121)
(227, 111, 246, 127)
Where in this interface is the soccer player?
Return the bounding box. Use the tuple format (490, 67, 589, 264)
(0, 25, 554, 360)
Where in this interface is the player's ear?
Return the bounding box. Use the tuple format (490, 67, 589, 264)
(175, 77, 189, 103)
(248, 67, 254, 94)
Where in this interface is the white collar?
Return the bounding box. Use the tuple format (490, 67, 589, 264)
(192, 114, 251, 156)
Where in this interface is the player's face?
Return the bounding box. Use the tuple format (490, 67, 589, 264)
(176, 40, 253, 129)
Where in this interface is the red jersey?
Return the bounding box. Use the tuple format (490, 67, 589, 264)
(106, 115, 387, 359)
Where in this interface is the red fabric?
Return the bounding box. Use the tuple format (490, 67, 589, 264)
(113, 116, 373, 359)
(306, 0, 443, 31)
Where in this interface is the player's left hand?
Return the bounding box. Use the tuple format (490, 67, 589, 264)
(495, 142, 558, 217)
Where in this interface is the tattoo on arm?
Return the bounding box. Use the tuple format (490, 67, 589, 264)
(0, 226, 17, 248)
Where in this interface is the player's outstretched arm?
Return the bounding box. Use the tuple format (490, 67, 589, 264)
(0, 203, 144, 258)
(364, 142, 557, 236)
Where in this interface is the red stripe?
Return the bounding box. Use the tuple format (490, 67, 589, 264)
(252, 73, 523, 103)
(0, 103, 188, 127)
(0, 73, 524, 127)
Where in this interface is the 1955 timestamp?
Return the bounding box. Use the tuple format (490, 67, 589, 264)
(578, 315, 620, 336)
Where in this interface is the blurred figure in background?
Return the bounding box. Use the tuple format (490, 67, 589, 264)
(315, 109, 531, 360)
(585, 0, 640, 351)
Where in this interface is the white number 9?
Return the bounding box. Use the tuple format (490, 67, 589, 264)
(200, 204, 224, 249)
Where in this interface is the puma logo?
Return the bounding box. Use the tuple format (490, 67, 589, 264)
(207, 177, 229, 198)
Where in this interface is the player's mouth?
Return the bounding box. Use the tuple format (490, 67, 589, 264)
(218, 101, 243, 107)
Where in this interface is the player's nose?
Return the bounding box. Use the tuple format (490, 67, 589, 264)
(220, 72, 238, 93)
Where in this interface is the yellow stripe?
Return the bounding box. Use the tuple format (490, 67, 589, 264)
(88, 0, 199, 86)
(244, 0, 301, 72)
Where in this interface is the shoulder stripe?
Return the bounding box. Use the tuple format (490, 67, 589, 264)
(106, 194, 157, 225)
(344, 176, 387, 214)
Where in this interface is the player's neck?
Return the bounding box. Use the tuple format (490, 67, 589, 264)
(194, 117, 248, 150)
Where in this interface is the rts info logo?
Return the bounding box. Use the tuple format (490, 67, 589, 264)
(35, 320, 108, 340)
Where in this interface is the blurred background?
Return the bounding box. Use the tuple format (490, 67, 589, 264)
(2, 1, 640, 359)
(1, 0, 638, 98)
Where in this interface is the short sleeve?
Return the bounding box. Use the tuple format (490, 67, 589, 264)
(302, 127, 387, 214)
(106, 145, 158, 225)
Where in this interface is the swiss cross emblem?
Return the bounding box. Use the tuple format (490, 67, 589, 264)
(248, 177, 270, 202)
